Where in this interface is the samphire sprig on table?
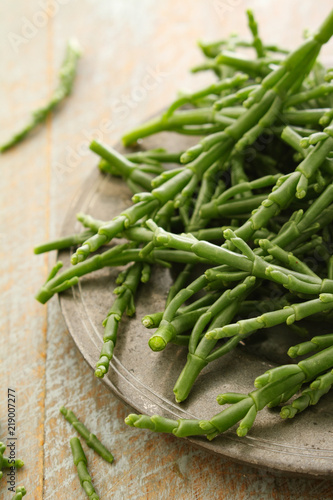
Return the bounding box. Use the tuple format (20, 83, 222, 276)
(0, 39, 81, 154)
(34, 9, 333, 441)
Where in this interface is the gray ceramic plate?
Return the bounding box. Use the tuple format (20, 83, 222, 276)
(59, 131, 333, 478)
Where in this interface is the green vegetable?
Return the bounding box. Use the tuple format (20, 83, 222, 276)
(70, 437, 99, 500)
(10, 487, 26, 500)
(126, 343, 333, 439)
(0, 442, 24, 476)
(60, 407, 113, 463)
(0, 39, 81, 153)
(246, 9, 265, 58)
(205, 294, 333, 340)
(33, 9, 333, 444)
(280, 370, 333, 419)
(95, 262, 143, 378)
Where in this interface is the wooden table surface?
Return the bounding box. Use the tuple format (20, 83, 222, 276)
(1, 1, 333, 498)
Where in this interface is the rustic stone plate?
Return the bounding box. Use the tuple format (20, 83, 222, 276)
(59, 131, 333, 478)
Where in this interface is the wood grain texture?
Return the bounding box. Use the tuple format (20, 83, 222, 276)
(1, 0, 333, 498)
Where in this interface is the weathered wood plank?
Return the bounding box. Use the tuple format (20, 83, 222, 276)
(0, 2, 53, 498)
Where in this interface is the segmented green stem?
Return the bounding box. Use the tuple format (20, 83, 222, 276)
(173, 277, 256, 402)
(205, 294, 333, 340)
(35, 243, 132, 303)
(91, 141, 153, 192)
(121, 107, 238, 146)
(0, 442, 24, 471)
(70, 437, 99, 500)
(246, 9, 265, 58)
(0, 39, 81, 153)
(71, 140, 232, 263)
(34, 229, 95, 254)
(95, 262, 143, 377)
(60, 406, 114, 462)
(280, 371, 333, 419)
(164, 73, 248, 117)
(126, 345, 333, 439)
(10, 487, 26, 500)
(146, 222, 333, 295)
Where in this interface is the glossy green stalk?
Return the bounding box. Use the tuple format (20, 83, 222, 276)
(121, 107, 238, 146)
(0, 442, 24, 473)
(11, 487, 26, 500)
(165, 264, 193, 306)
(0, 39, 81, 153)
(205, 294, 333, 340)
(71, 199, 159, 264)
(214, 84, 258, 110)
(70, 437, 99, 500)
(142, 311, 163, 329)
(246, 9, 265, 58)
(126, 345, 333, 439)
(190, 277, 256, 354)
(76, 213, 105, 232)
(230, 153, 249, 190)
(201, 174, 281, 217)
(310, 369, 333, 390)
(72, 139, 232, 263)
(164, 73, 248, 117)
(280, 126, 309, 157)
(173, 277, 256, 402)
(320, 108, 333, 126)
(288, 144, 333, 185)
(236, 95, 282, 151)
(142, 292, 220, 329)
(190, 227, 227, 241)
(151, 168, 185, 189)
(216, 51, 275, 76)
(284, 82, 333, 108)
(288, 334, 333, 358)
(91, 141, 153, 192)
(34, 229, 95, 254)
(197, 35, 251, 58)
(197, 36, 288, 59)
(100, 157, 164, 177)
(181, 92, 276, 164)
(35, 243, 132, 303)
(284, 108, 331, 125)
(147, 222, 332, 293)
(35, 240, 213, 304)
(147, 306, 210, 348)
(264, 182, 333, 253)
(60, 406, 114, 462)
(154, 200, 175, 229)
(191, 58, 223, 77)
(173, 302, 242, 402)
(186, 13, 333, 169)
(95, 262, 143, 377)
(292, 236, 323, 257)
(202, 193, 269, 219)
(280, 370, 333, 418)
(187, 161, 223, 231)
(148, 273, 209, 351)
(92, 247, 210, 267)
(126, 148, 184, 164)
(258, 239, 319, 278)
(233, 134, 333, 245)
